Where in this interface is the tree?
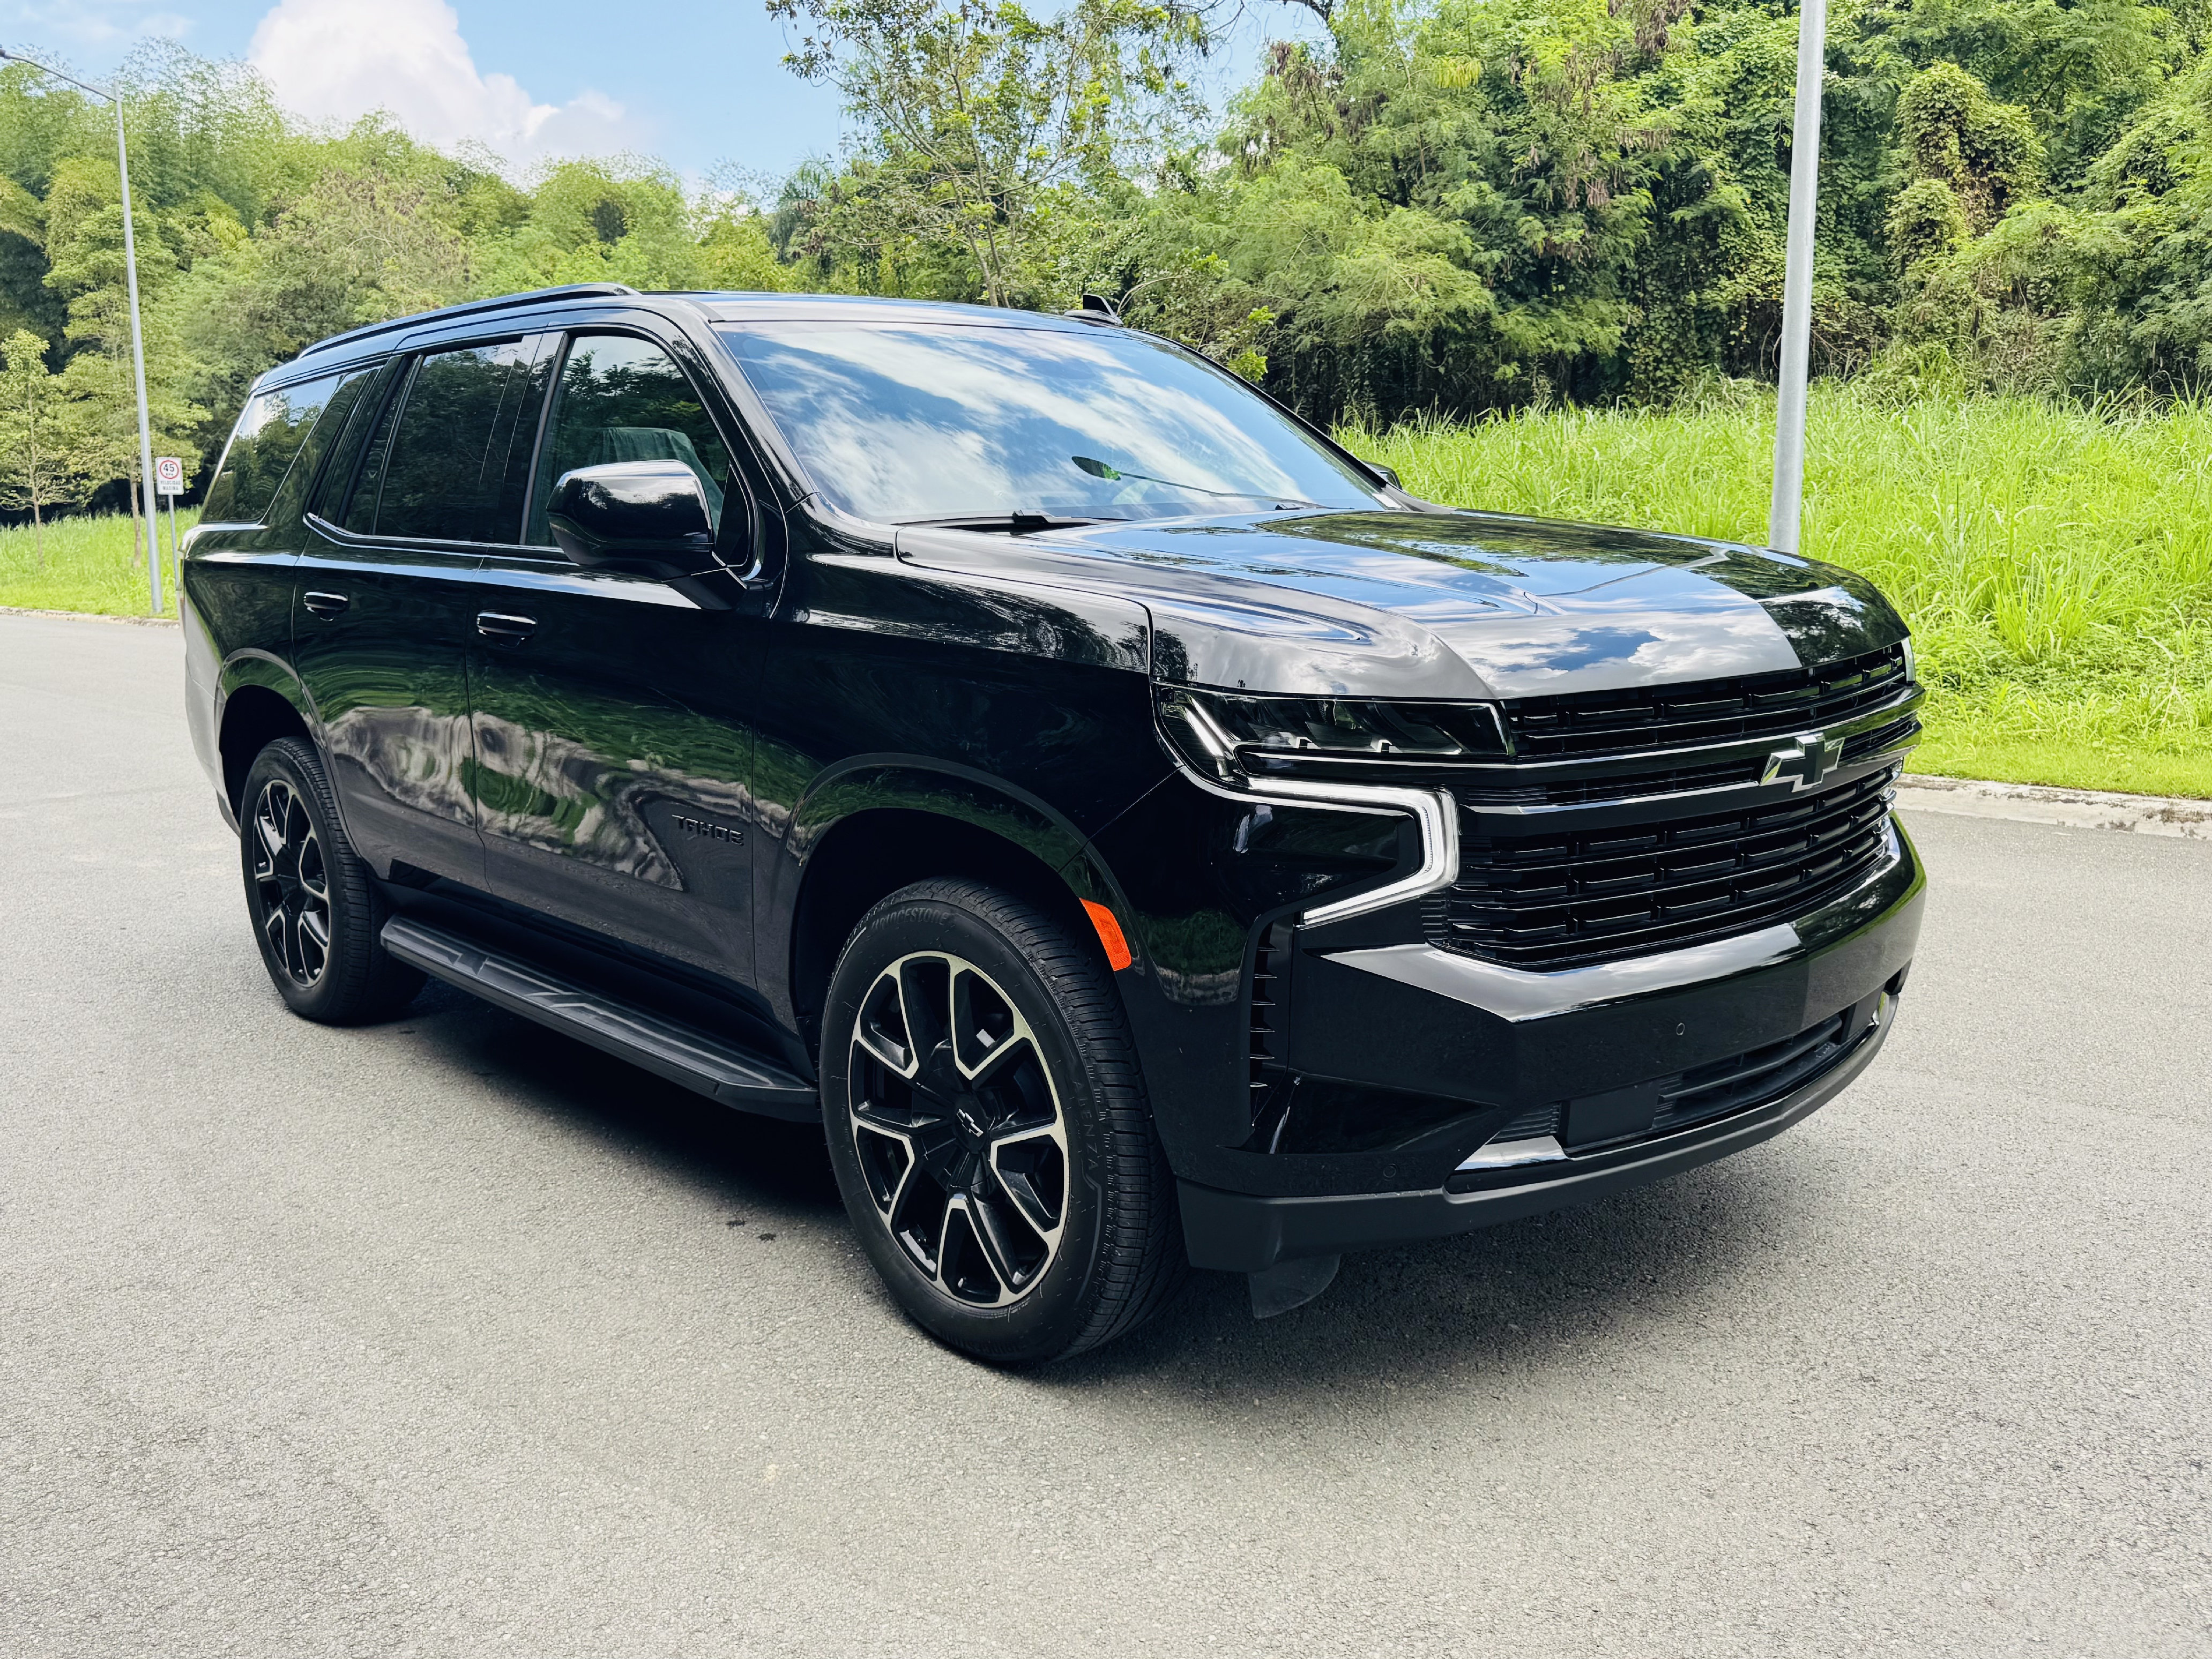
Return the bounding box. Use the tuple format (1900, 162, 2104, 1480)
(36, 148, 204, 564)
(770, 0, 1208, 307)
(167, 161, 469, 439)
(0, 327, 92, 570)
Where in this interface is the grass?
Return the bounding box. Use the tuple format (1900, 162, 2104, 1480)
(0, 507, 199, 618)
(1348, 385, 2212, 798)
(12, 385, 2210, 795)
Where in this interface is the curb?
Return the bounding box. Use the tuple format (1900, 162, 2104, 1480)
(1897, 774, 2212, 840)
(0, 604, 179, 627)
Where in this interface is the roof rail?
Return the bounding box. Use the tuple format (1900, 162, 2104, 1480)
(294, 283, 642, 361)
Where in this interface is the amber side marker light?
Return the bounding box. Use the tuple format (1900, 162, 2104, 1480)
(1081, 900, 1134, 972)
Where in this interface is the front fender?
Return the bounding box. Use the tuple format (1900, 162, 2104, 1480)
(763, 755, 1164, 1034)
(783, 756, 1096, 878)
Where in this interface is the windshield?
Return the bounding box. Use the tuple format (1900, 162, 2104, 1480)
(716, 320, 1383, 525)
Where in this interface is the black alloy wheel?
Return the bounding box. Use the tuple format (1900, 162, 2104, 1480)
(822, 879, 1185, 1363)
(848, 950, 1070, 1305)
(250, 776, 332, 988)
(237, 737, 423, 1024)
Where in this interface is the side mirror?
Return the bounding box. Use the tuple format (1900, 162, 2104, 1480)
(1368, 461, 1402, 491)
(547, 461, 716, 578)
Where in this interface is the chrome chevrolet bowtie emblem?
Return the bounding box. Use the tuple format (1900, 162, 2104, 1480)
(1763, 731, 1845, 791)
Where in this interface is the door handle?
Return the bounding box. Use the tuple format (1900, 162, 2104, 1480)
(475, 611, 538, 645)
(301, 591, 349, 619)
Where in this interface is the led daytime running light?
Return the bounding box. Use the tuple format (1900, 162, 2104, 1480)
(1159, 686, 1507, 783)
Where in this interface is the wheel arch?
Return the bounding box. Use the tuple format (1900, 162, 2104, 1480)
(780, 764, 1127, 1059)
(215, 657, 316, 818)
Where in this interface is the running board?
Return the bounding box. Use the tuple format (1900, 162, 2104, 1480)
(381, 916, 818, 1120)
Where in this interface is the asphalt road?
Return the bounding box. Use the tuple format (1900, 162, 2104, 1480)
(2, 611, 2205, 1658)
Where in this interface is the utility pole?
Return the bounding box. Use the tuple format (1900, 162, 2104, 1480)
(1767, 0, 1828, 557)
(0, 50, 165, 613)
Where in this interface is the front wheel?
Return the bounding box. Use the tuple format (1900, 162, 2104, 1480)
(821, 879, 1184, 1364)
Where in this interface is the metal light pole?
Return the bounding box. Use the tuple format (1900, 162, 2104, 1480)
(1767, 0, 1828, 557)
(0, 49, 165, 613)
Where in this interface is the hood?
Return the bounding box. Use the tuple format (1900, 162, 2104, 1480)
(893, 509, 1911, 700)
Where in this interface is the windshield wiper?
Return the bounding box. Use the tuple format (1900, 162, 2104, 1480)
(1071, 455, 1319, 510)
(894, 512, 1123, 534)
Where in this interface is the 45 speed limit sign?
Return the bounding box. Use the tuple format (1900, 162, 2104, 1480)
(154, 455, 184, 496)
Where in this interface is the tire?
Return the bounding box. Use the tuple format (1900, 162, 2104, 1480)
(237, 736, 423, 1025)
(821, 878, 1186, 1364)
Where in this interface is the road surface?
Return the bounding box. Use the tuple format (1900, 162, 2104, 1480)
(2, 612, 2204, 1656)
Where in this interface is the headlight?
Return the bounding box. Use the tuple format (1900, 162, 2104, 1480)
(1156, 685, 1507, 784)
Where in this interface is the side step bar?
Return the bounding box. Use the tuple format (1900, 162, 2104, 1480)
(382, 916, 819, 1120)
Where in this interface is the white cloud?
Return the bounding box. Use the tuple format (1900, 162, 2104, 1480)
(246, 0, 643, 165)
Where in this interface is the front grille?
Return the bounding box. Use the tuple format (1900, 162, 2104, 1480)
(1454, 754, 1768, 809)
(1841, 712, 1919, 767)
(1502, 643, 1910, 760)
(1434, 767, 1898, 970)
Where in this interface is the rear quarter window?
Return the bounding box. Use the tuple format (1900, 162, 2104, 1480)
(200, 371, 355, 525)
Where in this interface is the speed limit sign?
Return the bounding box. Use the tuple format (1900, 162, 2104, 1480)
(154, 455, 184, 496)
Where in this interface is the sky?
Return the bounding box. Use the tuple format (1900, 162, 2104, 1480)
(3, 0, 1322, 181)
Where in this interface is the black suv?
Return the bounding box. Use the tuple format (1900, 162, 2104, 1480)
(183, 285, 1925, 1362)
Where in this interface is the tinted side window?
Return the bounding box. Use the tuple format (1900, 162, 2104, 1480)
(351, 339, 552, 543)
(200, 371, 352, 524)
(340, 364, 405, 535)
(263, 369, 372, 527)
(526, 334, 734, 546)
(307, 359, 398, 523)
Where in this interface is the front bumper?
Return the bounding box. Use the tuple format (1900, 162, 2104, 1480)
(1181, 1003, 1893, 1272)
(1176, 816, 1924, 1272)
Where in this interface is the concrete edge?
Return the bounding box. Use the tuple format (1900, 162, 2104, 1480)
(0, 604, 178, 627)
(1898, 774, 2212, 840)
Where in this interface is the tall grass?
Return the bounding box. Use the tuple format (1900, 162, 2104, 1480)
(0, 507, 199, 618)
(1347, 386, 2212, 796)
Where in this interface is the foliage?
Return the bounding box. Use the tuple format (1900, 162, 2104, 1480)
(768, 0, 1207, 305)
(8, 6, 2212, 493)
(0, 327, 95, 564)
(0, 49, 793, 510)
(764, 0, 2212, 419)
(0, 502, 197, 614)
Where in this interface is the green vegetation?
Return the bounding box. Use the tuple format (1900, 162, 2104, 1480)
(771, 0, 2212, 417)
(0, 505, 196, 616)
(5, 6, 2209, 793)
(0, 46, 793, 514)
(6, 0, 2212, 479)
(1355, 387, 2212, 797)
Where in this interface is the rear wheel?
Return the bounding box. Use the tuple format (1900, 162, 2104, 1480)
(822, 879, 1184, 1363)
(238, 737, 423, 1024)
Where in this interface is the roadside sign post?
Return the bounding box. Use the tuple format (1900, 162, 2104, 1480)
(155, 456, 183, 615)
(0, 51, 164, 615)
(1768, 0, 1828, 557)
